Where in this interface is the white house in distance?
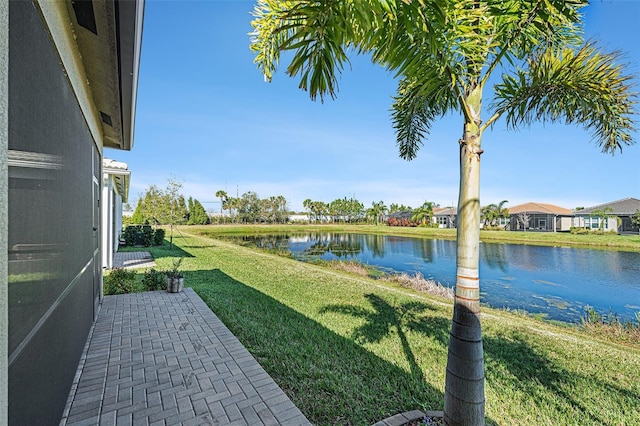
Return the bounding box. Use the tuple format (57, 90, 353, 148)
(102, 159, 131, 269)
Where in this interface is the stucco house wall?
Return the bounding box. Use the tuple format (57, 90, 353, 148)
(102, 159, 131, 269)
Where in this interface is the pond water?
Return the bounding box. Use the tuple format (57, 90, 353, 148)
(229, 232, 640, 323)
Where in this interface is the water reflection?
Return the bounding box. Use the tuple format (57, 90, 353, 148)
(481, 242, 509, 273)
(230, 233, 640, 323)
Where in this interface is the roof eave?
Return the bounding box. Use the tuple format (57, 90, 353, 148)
(69, 0, 144, 151)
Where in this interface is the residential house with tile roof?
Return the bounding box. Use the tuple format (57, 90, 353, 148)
(433, 207, 458, 228)
(574, 198, 640, 234)
(508, 202, 574, 232)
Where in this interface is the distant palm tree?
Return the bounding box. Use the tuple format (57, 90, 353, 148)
(368, 201, 388, 225)
(631, 209, 640, 234)
(495, 200, 510, 228)
(481, 204, 497, 227)
(215, 190, 228, 217)
(482, 200, 509, 228)
(591, 206, 618, 231)
(303, 198, 312, 222)
(411, 201, 436, 226)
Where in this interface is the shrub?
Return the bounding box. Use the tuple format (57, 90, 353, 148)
(141, 268, 167, 291)
(141, 225, 154, 246)
(122, 225, 160, 247)
(123, 225, 141, 246)
(570, 226, 619, 235)
(153, 228, 166, 246)
(419, 222, 440, 228)
(104, 268, 136, 295)
(386, 217, 417, 227)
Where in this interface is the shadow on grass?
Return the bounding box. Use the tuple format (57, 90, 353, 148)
(186, 269, 451, 426)
(320, 294, 451, 382)
(138, 241, 195, 259)
(484, 334, 639, 424)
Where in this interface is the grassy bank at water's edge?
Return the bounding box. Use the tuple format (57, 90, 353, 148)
(133, 231, 640, 425)
(186, 223, 640, 252)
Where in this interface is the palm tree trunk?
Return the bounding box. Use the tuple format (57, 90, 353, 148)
(444, 119, 485, 425)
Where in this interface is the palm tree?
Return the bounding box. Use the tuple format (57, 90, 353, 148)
(495, 200, 510, 228)
(483, 200, 509, 228)
(411, 201, 436, 226)
(250, 2, 637, 423)
(215, 190, 228, 218)
(303, 198, 313, 222)
(631, 209, 640, 235)
(591, 206, 619, 231)
(368, 201, 388, 225)
(481, 204, 497, 227)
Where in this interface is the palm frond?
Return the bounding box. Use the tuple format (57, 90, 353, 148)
(392, 75, 458, 161)
(473, 0, 587, 90)
(250, 0, 448, 102)
(251, 0, 356, 101)
(492, 42, 638, 154)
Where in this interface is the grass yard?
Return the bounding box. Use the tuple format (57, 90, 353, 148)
(140, 230, 640, 425)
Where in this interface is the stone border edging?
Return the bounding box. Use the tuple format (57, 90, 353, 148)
(372, 410, 444, 426)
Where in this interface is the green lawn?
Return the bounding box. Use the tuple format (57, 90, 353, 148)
(189, 223, 640, 252)
(141, 231, 640, 425)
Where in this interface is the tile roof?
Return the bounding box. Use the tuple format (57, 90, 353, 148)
(434, 207, 457, 216)
(508, 202, 573, 215)
(388, 210, 413, 220)
(575, 198, 640, 215)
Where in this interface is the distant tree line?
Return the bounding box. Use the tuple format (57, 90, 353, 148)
(130, 180, 209, 226)
(215, 190, 289, 224)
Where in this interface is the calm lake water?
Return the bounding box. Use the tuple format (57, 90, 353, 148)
(230, 232, 640, 323)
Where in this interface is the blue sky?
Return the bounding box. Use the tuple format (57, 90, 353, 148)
(112, 0, 640, 213)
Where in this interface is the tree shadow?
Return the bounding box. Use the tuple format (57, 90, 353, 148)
(319, 294, 450, 382)
(144, 241, 195, 259)
(484, 333, 639, 424)
(186, 270, 450, 425)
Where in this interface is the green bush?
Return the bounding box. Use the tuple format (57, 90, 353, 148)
(418, 222, 440, 228)
(153, 228, 166, 246)
(141, 268, 167, 291)
(570, 226, 618, 236)
(104, 268, 136, 295)
(122, 225, 162, 246)
(141, 225, 154, 246)
(123, 225, 142, 246)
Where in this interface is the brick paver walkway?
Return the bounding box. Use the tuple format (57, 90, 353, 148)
(60, 289, 311, 425)
(113, 251, 156, 269)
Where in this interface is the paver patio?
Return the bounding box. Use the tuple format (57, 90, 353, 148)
(113, 251, 156, 269)
(60, 287, 312, 425)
